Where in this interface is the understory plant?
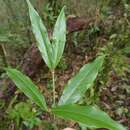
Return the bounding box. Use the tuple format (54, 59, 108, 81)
(8, 101, 42, 129)
(5, 0, 127, 130)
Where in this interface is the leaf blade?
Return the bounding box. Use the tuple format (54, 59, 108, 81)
(59, 56, 105, 105)
(52, 105, 127, 130)
(52, 6, 66, 68)
(6, 68, 48, 111)
(26, 0, 53, 69)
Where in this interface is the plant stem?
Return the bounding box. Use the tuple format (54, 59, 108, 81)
(51, 70, 56, 106)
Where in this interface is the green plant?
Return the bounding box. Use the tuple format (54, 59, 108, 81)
(100, 32, 130, 79)
(5, 0, 127, 130)
(8, 101, 41, 129)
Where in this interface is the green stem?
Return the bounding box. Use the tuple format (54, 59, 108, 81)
(51, 70, 56, 106)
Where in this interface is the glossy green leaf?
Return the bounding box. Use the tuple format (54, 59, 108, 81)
(6, 68, 48, 111)
(59, 56, 105, 105)
(26, 0, 53, 69)
(52, 6, 66, 68)
(52, 104, 127, 130)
